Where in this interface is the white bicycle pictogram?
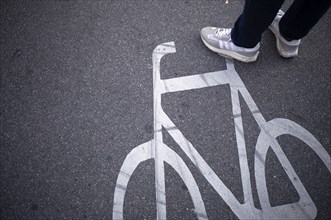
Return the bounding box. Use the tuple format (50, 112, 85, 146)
(113, 42, 331, 220)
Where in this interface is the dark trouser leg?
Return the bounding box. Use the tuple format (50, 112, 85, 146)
(279, 0, 331, 41)
(231, 0, 285, 48)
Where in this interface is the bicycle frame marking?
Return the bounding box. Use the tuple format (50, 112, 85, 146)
(113, 42, 331, 220)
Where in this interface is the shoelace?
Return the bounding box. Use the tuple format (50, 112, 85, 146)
(215, 28, 231, 37)
(276, 10, 284, 18)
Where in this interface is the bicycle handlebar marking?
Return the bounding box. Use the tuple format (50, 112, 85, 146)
(112, 42, 331, 220)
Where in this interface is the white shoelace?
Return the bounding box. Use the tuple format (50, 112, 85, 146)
(215, 28, 231, 37)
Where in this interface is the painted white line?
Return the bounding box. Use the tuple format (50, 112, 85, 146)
(160, 70, 230, 93)
(230, 86, 254, 206)
(153, 42, 177, 220)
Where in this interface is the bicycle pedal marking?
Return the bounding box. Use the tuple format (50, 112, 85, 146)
(112, 42, 331, 220)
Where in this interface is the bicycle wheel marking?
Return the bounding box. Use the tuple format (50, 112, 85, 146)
(113, 141, 153, 220)
(112, 42, 331, 220)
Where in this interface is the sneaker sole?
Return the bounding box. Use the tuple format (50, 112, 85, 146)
(201, 36, 259, 63)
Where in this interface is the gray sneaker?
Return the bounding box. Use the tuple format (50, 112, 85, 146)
(200, 27, 260, 63)
(269, 10, 301, 58)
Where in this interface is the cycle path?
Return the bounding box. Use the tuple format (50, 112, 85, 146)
(0, 1, 330, 219)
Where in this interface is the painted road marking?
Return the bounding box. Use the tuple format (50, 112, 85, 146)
(112, 42, 331, 220)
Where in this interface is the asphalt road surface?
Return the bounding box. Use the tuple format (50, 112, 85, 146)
(1, 1, 330, 219)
